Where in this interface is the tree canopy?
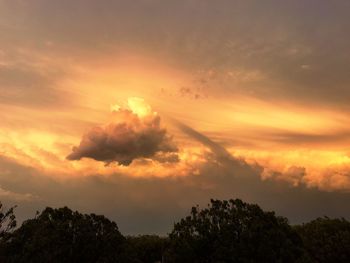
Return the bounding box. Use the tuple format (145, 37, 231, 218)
(0, 207, 126, 263)
(167, 199, 304, 263)
(296, 217, 350, 263)
(0, 199, 349, 263)
(126, 235, 168, 263)
(0, 202, 16, 240)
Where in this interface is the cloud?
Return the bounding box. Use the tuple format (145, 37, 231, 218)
(67, 98, 177, 165)
(261, 130, 350, 146)
(0, 186, 36, 202)
(173, 120, 236, 160)
(0, 55, 73, 110)
(3, 147, 350, 235)
(2, 0, 350, 109)
(174, 121, 350, 193)
(173, 119, 259, 171)
(262, 166, 306, 187)
(1, 121, 350, 234)
(0, 0, 350, 235)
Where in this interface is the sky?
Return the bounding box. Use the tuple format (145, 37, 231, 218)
(0, 0, 350, 234)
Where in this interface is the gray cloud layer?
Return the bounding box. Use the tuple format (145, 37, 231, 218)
(1, 122, 349, 234)
(1, 0, 350, 109)
(0, 64, 69, 108)
(2, 147, 350, 235)
(67, 110, 177, 165)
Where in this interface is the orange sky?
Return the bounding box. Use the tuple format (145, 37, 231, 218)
(0, 0, 350, 233)
(1, 53, 349, 191)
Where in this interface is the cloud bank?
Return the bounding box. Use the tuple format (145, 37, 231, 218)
(67, 98, 177, 165)
(2, 146, 350, 235)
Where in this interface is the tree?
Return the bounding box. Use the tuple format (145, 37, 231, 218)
(0, 207, 127, 263)
(126, 235, 169, 263)
(0, 202, 16, 239)
(296, 217, 350, 263)
(167, 199, 304, 263)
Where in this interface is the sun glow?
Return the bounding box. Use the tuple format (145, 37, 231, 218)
(0, 49, 349, 191)
(127, 97, 153, 118)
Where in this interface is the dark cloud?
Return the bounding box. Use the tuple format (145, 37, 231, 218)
(174, 120, 233, 161)
(263, 166, 307, 187)
(151, 152, 180, 164)
(67, 109, 177, 165)
(2, 147, 350, 235)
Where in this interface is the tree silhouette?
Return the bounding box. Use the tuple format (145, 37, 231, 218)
(0, 207, 127, 263)
(0, 202, 16, 239)
(1, 200, 349, 263)
(296, 217, 350, 263)
(0, 203, 17, 263)
(126, 235, 168, 263)
(167, 199, 304, 263)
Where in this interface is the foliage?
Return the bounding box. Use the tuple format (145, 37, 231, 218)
(167, 199, 304, 263)
(0, 202, 16, 239)
(126, 235, 168, 263)
(0, 207, 127, 263)
(296, 217, 350, 263)
(0, 200, 349, 263)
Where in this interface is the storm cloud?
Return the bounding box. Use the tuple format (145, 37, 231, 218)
(67, 101, 177, 165)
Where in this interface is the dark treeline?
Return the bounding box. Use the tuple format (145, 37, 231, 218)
(1, 199, 350, 263)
